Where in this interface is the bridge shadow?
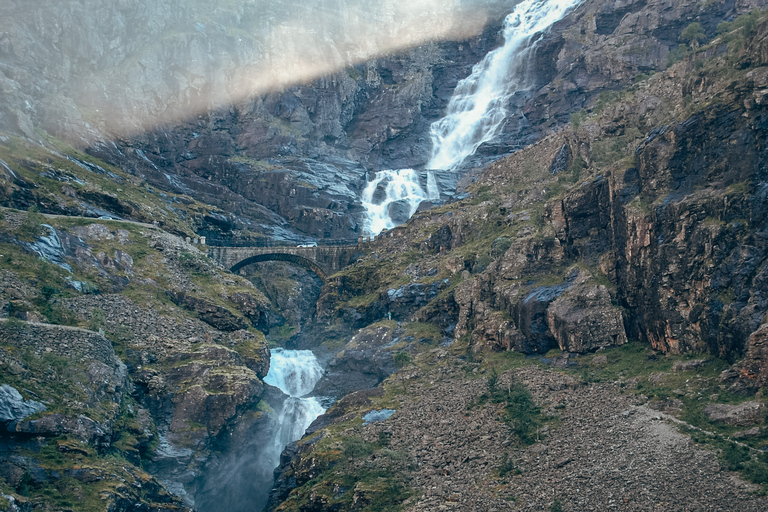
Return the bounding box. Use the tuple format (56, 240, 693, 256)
(230, 253, 329, 284)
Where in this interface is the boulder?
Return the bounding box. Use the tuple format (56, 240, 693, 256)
(672, 359, 709, 372)
(703, 401, 766, 426)
(313, 325, 397, 398)
(386, 200, 414, 225)
(0, 384, 47, 428)
(547, 285, 627, 353)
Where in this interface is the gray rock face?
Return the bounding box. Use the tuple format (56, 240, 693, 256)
(0, 384, 46, 426)
(2, 0, 764, 245)
(547, 285, 628, 353)
(703, 401, 766, 426)
(313, 324, 397, 398)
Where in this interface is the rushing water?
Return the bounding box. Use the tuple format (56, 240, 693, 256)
(193, 349, 325, 512)
(263, 349, 326, 470)
(428, 0, 581, 170)
(361, 169, 440, 235)
(362, 0, 581, 235)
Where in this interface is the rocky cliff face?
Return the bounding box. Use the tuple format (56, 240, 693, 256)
(263, 10, 768, 511)
(8, 0, 760, 244)
(0, 0, 520, 242)
(313, 8, 768, 377)
(3, 1, 768, 511)
(0, 210, 279, 510)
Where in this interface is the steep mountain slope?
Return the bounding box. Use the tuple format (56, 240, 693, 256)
(0, 203, 280, 510)
(2, 1, 768, 511)
(267, 8, 768, 511)
(4, 0, 764, 243)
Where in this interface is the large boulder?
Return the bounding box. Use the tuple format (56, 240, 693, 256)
(0, 384, 46, 428)
(313, 324, 397, 398)
(547, 285, 628, 353)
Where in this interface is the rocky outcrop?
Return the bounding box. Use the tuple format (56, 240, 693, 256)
(703, 401, 766, 426)
(547, 285, 627, 353)
(167, 290, 248, 331)
(0, 385, 46, 428)
(3, 0, 765, 245)
(314, 324, 398, 398)
(737, 323, 768, 389)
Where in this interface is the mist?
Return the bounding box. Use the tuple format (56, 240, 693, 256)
(0, 0, 520, 142)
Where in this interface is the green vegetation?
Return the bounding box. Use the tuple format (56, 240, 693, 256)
(0, 134, 232, 238)
(0, 342, 103, 421)
(278, 423, 416, 512)
(589, 128, 642, 168)
(550, 341, 768, 490)
(12, 436, 168, 511)
(469, 370, 546, 446)
(717, 8, 766, 46)
(683, 426, 768, 493)
(593, 90, 623, 115)
(570, 109, 588, 131)
(15, 206, 47, 241)
(681, 22, 707, 48)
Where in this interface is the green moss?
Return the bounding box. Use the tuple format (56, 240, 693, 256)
(0, 343, 101, 420)
(14, 436, 167, 512)
(402, 322, 441, 344)
(726, 180, 751, 195)
(14, 207, 47, 241)
(593, 90, 623, 115)
(0, 135, 226, 237)
(277, 429, 417, 512)
(590, 129, 643, 168)
(570, 109, 588, 131)
(683, 425, 768, 493)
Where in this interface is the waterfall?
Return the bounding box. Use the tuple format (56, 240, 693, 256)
(192, 348, 325, 512)
(263, 349, 325, 469)
(361, 169, 440, 235)
(428, 0, 581, 170)
(362, 0, 580, 235)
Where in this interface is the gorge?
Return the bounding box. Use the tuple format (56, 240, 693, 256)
(2, 0, 768, 511)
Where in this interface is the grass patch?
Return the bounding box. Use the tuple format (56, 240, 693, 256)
(469, 370, 547, 446)
(278, 430, 417, 512)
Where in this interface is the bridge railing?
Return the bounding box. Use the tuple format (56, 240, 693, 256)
(205, 238, 360, 248)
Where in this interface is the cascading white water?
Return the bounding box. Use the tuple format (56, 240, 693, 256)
(428, 0, 581, 170)
(361, 169, 440, 235)
(362, 0, 581, 235)
(263, 349, 325, 469)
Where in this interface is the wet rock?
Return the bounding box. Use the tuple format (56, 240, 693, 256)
(26, 225, 72, 272)
(549, 144, 570, 175)
(386, 200, 414, 225)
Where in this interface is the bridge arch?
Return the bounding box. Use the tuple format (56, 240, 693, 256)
(229, 253, 329, 284)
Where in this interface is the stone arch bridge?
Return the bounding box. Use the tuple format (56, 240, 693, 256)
(208, 241, 362, 283)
